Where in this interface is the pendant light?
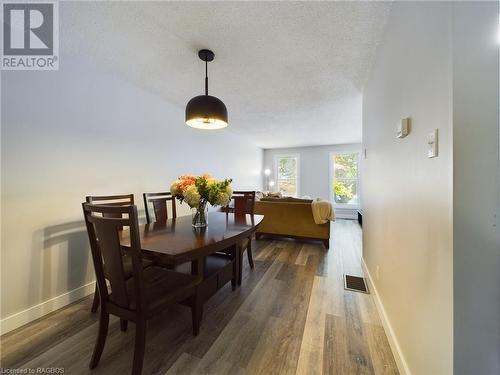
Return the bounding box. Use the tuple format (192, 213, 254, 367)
(185, 49, 228, 129)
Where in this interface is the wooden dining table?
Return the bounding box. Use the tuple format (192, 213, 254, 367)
(120, 212, 263, 300)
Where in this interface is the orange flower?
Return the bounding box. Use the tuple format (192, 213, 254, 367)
(177, 175, 196, 192)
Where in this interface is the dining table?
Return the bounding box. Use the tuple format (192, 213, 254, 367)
(120, 211, 264, 302)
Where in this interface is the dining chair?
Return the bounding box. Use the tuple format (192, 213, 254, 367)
(86, 194, 152, 323)
(143, 192, 177, 224)
(143, 191, 238, 291)
(82, 203, 202, 375)
(231, 191, 256, 285)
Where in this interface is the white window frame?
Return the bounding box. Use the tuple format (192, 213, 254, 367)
(274, 154, 300, 197)
(329, 151, 361, 209)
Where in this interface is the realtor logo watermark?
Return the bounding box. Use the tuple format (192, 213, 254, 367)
(1, 0, 59, 70)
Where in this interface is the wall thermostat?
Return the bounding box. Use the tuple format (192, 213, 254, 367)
(396, 118, 410, 138)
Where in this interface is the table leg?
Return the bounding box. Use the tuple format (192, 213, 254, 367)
(191, 257, 205, 277)
(190, 257, 204, 335)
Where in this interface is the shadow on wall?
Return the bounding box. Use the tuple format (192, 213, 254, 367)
(23, 205, 182, 311)
(28, 220, 92, 308)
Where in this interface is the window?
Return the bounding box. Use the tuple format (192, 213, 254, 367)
(331, 152, 359, 206)
(275, 155, 299, 197)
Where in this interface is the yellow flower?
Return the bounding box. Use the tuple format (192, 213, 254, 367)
(170, 180, 181, 195)
(184, 185, 201, 208)
(216, 192, 230, 207)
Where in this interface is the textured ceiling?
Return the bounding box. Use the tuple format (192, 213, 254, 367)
(62, 1, 391, 149)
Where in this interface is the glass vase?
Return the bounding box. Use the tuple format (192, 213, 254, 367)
(192, 200, 208, 227)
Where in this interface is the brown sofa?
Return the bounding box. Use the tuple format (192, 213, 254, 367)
(254, 197, 330, 249)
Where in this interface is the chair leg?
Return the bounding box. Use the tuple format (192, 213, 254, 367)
(191, 290, 203, 336)
(323, 240, 330, 250)
(238, 246, 243, 286)
(247, 238, 254, 269)
(231, 246, 237, 291)
(91, 284, 100, 313)
(132, 319, 147, 375)
(89, 308, 109, 369)
(120, 319, 128, 332)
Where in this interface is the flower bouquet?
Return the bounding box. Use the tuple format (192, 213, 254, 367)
(170, 174, 233, 227)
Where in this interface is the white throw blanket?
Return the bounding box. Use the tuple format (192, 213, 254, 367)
(311, 199, 335, 224)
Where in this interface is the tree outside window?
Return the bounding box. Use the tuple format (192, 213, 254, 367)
(333, 153, 359, 205)
(276, 155, 298, 196)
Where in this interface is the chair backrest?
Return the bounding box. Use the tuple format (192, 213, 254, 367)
(143, 192, 177, 224)
(82, 203, 144, 311)
(232, 191, 256, 215)
(86, 194, 135, 219)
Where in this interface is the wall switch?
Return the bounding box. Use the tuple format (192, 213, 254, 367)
(396, 117, 410, 138)
(427, 129, 438, 158)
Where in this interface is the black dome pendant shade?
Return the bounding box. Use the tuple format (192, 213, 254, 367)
(185, 49, 228, 129)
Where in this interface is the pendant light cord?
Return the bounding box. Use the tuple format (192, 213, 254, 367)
(205, 59, 208, 96)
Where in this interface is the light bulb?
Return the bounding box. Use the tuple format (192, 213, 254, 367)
(264, 169, 271, 176)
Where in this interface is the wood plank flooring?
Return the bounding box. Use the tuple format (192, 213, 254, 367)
(0, 220, 398, 375)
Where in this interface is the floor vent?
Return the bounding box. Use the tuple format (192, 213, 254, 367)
(344, 274, 369, 294)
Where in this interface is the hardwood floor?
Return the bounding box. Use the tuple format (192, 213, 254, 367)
(0, 220, 398, 375)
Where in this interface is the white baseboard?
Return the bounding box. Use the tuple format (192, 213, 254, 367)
(334, 207, 358, 220)
(335, 213, 358, 220)
(361, 258, 411, 375)
(0, 281, 96, 335)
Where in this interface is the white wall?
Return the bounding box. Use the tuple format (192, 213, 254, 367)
(0, 55, 262, 333)
(362, 2, 453, 374)
(263, 143, 361, 204)
(452, 2, 499, 374)
(363, 2, 500, 374)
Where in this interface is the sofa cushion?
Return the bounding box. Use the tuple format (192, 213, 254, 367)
(267, 191, 282, 197)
